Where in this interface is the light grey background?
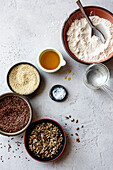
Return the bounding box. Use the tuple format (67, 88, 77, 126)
(0, 0, 113, 170)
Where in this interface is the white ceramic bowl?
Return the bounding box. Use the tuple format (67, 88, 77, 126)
(37, 48, 66, 73)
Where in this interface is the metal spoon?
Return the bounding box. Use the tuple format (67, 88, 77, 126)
(76, 0, 106, 44)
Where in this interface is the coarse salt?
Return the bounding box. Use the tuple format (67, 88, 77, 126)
(52, 87, 66, 100)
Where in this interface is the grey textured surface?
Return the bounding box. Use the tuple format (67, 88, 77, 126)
(0, 0, 113, 170)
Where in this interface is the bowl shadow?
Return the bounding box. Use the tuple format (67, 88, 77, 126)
(32, 106, 40, 121)
(54, 53, 76, 76)
(27, 74, 46, 100)
(105, 58, 113, 87)
(53, 135, 72, 164)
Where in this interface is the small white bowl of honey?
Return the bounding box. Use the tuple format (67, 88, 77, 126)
(37, 48, 66, 73)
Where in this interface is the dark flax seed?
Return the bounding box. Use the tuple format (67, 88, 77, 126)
(76, 138, 80, 143)
(76, 127, 79, 130)
(71, 119, 75, 122)
(65, 116, 69, 119)
(76, 120, 78, 123)
(75, 133, 78, 136)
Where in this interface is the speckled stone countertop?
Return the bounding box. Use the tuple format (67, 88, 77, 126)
(0, 0, 113, 170)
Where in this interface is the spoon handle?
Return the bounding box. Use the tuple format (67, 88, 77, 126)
(76, 0, 94, 28)
(102, 85, 113, 100)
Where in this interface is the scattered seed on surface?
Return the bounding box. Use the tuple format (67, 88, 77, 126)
(71, 134, 73, 136)
(8, 158, 10, 159)
(81, 125, 84, 128)
(65, 116, 69, 119)
(15, 141, 21, 144)
(65, 123, 67, 125)
(75, 133, 78, 136)
(76, 127, 79, 130)
(11, 138, 14, 140)
(76, 120, 78, 123)
(69, 115, 71, 118)
(8, 144, 11, 152)
(71, 119, 75, 122)
(76, 138, 80, 143)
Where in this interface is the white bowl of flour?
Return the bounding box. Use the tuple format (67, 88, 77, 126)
(62, 6, 113, 64)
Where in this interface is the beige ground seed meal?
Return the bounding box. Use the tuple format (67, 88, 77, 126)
(9, 64, 40, 95)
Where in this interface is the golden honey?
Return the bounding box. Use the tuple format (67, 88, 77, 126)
(40, 50, 60, 70)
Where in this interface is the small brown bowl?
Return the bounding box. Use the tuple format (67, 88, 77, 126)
(62, 6, 113, 64)
(7, 62, 41, 96)
(0, 92, 32, 136)
(24, 118, 66, 162)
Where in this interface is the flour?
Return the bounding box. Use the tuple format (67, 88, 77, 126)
(67, 16, 113, 62)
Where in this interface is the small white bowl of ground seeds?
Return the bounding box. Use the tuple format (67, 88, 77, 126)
(7, 62, 41, 96)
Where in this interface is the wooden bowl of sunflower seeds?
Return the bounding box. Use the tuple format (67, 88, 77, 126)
(24, 118, 66, 162)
